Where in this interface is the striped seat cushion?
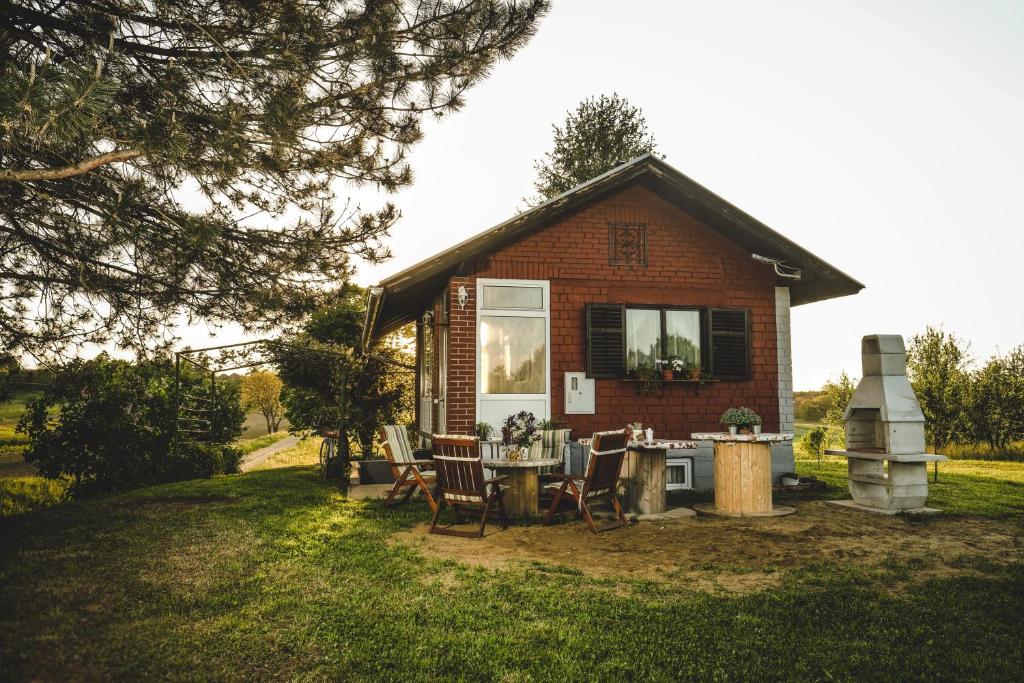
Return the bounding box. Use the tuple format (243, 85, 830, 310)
(444, 480, 507, 504)
(527, 428, 571, 460)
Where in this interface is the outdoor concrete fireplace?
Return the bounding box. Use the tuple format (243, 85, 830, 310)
(827, 334, 946, 513)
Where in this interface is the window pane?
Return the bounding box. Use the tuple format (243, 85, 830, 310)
(482, 285, 544, 310)
(479, 316, 546, 394)
(626, 309, 661, 370)
(665, 310, 701, 366)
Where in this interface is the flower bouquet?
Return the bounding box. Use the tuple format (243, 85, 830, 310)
(502, 411, 541, 460)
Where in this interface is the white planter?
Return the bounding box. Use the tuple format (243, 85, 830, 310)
(782, 475, 800, 486)
(753, 425, 762, 434)
(728, 425, 738, 435)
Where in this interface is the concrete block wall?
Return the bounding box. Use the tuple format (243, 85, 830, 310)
(775, 286, 795, 434)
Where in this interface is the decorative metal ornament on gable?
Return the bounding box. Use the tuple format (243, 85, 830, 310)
(826, 334, 947, 514)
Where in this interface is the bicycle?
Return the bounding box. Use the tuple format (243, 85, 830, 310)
(319, 428, 340, 479)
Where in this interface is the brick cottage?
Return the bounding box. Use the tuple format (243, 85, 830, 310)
(362, 155, 863, 488)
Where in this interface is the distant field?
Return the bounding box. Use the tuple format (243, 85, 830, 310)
(239, 412, 290, 439)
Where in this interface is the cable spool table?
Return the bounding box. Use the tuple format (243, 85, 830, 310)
(481, 458, 562, 517)
(690, 432, 796, 517)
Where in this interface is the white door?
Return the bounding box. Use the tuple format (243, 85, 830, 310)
(476, 279, 550, 435)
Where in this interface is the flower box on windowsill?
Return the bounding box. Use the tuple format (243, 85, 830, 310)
(621, 377, 719, 396)
(621, 378, 719, 384)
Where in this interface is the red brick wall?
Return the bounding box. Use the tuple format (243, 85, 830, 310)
(440, 183, 781, 438)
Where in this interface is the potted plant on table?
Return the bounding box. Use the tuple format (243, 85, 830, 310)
(501, 411, 541, 461)
(626, 421, 645, 442)
(720, 407, 762, 435)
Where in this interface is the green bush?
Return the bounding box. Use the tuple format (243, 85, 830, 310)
(20, 354, 243, 494)
(166, 442, 243, 480)
(797, 425, 829, 461)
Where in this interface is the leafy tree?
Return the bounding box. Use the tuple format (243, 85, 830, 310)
(274, 284, 413, 458)
(822, 371, 856, 447)
(19, 354, 244, 493)
(798, 425, 828, 464)
(968, 347, 1024, 451)
(529, 93, 660, 204)
(240, 370, 285, 434)
(907, 327, 971, 451)
(1, 0, 548, 358)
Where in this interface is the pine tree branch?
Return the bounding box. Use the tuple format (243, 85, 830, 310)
(0, 150, 142, 182)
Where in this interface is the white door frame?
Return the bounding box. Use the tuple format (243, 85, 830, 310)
(475, 278, 551, 432)
(437, 324, 448, 434)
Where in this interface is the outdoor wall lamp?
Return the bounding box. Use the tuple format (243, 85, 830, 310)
(457, 284, 469, 310)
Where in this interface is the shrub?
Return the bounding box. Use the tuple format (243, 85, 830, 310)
(798, 426, 829, 462)
(20, 354, 243, 494)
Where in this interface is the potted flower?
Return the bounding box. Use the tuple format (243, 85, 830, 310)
(501, 411, 541, 461)
(720, 407, 762, 435)
(687, 362, 702, 381)
(655, 358, 674, 381)
(474, 421, 494, 440)
(626, 421, 645, 442)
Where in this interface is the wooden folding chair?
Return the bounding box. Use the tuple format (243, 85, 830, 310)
(543, 429, 630, 533)
(380, 425, 438, 513)
(428, 435, 510, 538)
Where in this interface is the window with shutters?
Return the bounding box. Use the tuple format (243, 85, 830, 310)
(585, 304, 750, 380)
(707, 309, 750, 380)
(585, 303, 625, 378)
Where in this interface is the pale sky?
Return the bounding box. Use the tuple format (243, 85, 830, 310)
(182, 0, 1024, 390)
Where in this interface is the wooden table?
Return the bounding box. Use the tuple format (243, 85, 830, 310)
(482, 458, 562, 517)
(691, 432, 794, 517)
(579, 438, 698, 514)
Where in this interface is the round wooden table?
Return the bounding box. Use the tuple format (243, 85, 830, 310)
(691, 432, 795, 517)
(578, 438, 698, 515)
(482, 458, 562, 517)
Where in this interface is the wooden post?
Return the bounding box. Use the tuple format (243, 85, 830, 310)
(713, 441, 773, 515)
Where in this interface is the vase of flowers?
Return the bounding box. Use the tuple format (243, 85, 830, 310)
(720, 407, 762, 435)
(626, 421, 645, 442)
(502, 411, 541, 460)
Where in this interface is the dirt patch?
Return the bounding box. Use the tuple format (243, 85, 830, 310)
(389, 502, 1023, 593)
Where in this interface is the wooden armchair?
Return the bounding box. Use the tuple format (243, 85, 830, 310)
(428, 435, 510, 538)
(543, 429, 630, 534)
(380, 425, 437, 513)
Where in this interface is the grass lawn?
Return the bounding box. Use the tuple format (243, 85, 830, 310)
(1, 446, 1022, 680)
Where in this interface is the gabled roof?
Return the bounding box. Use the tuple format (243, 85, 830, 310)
(363, 154, 864, 346)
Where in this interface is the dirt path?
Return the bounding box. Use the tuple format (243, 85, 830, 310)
(240, 435, 299, 471)
(390, 501, 1023, 592)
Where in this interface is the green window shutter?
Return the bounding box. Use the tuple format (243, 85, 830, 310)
(708, 309, 750, 380)
(586, 303, 625, 378)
